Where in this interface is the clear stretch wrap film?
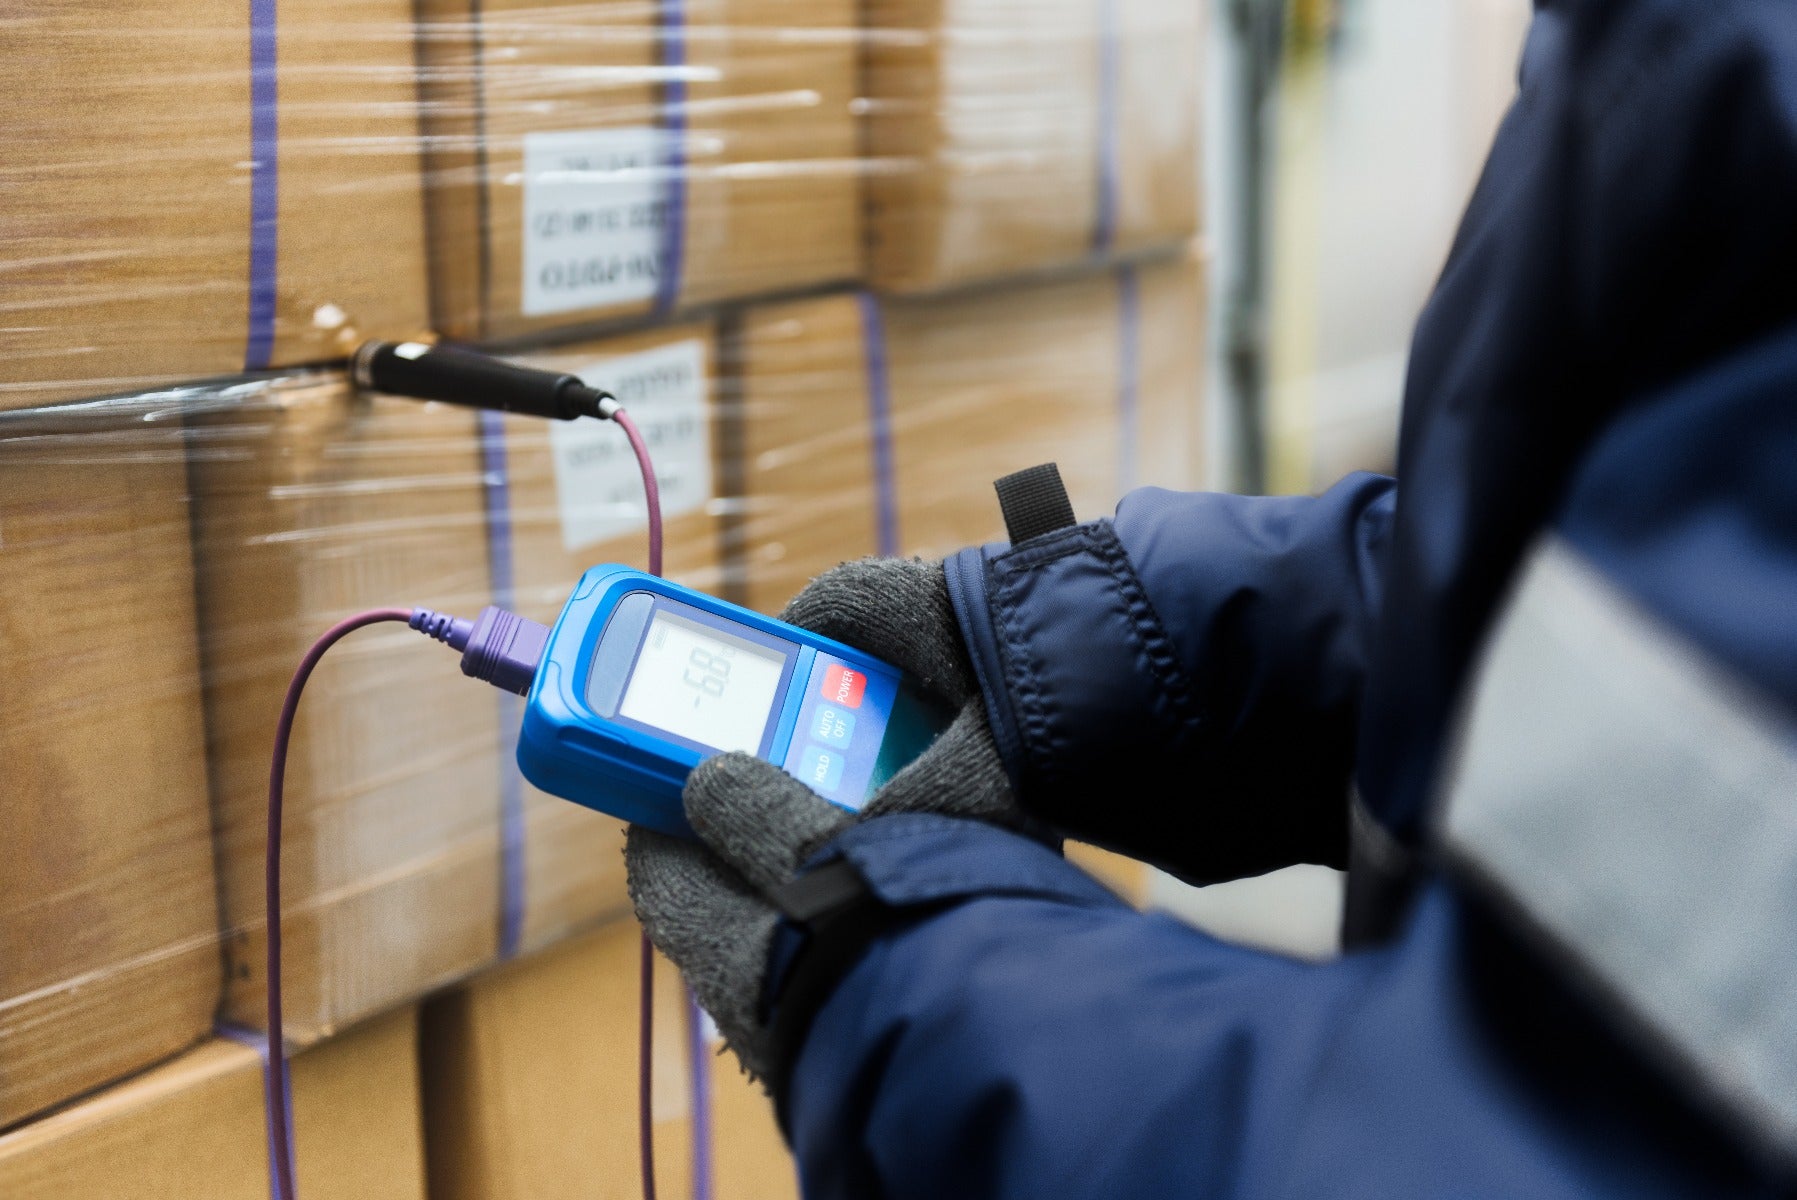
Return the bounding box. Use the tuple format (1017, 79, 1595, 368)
(1, 0, 1197, 409)
(0, 1, 1202, 1191)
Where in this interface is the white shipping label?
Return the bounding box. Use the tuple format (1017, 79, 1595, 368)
(547, 339, 711, 553)
(520, 127, 675, 316)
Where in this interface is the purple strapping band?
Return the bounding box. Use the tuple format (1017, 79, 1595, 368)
(243, 0, 280, 370)
(855, 293, 900, 556)
(660, 5, 709, 1158)
(1117, 265, 1140, 490)
(687, 990, 715, 1200)
(477, 410, 528, 960)
(219, 1023, 298, 1193)
(1091, 0, 1122, 257)
(655, 0, 689, 318)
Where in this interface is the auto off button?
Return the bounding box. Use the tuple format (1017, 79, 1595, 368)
(808, 704, 856, 748)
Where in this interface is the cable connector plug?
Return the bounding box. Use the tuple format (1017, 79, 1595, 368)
(410, 607, 474, 650)
(410, 605, 549, 696)
(355, 340, 617, 422)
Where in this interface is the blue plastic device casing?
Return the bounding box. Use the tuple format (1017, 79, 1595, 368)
(517, 565, 917, 838)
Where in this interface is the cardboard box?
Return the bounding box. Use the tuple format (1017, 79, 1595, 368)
(417, 0, 859, 341)
(728, 254, 1204, 613)
(726, 293, 882, 613)
(863, 0, 1201, 293)
(267, 0, 435, 365)
(0, 400, 221, 1128)
(0, 0, 429, 407)
(0, 1007, 426, 1200)
(422, 920, 797, 1200)
(498, 323, 727, 952)
(187, 375, 504, 1043)
(1064, 842, 1150, 905)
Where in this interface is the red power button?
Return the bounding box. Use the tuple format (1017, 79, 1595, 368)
(820, 663, 866, 709)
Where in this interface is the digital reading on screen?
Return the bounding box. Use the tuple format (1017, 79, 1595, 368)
(618, 610, 786, 753)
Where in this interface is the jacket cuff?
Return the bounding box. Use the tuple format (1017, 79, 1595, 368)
(946, 522, 1204, 823)
(945, 543, 1027, 787)
(814, 813, 1118, 910)
(762, 814, 1125, 1113)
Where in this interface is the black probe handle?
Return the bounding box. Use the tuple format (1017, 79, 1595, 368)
(353, 340, 605, 421)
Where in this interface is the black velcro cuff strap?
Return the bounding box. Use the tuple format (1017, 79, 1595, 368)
(771, 859, 871, 922)
(994, 463, 1077, 546)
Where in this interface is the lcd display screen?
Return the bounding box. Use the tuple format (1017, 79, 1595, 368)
(617, 610, 788, 753)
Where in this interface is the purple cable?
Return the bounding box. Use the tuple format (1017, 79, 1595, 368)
(266, 605, 548, 1200)
(267, 399, 677, 1200)
(613, 400, 670, 1200)
(265, 607, 414, 1200)
(613, 407, 663, 578)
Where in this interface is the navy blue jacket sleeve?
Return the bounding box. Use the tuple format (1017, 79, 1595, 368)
(780, 818, 1764, 1200)
(945, 474, 1395, 883)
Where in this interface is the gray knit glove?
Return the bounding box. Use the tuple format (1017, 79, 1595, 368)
(626, 558, 1022, 1083)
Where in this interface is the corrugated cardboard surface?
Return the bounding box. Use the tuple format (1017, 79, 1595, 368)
(500, 322, 725, 952)
(0, 5, 250, 406)
(726, 293, 879, 615)
(270, 0, 434, 366)
(0, 400, 221, 1128)
(413, 0, 660, 341)
(882, 255, 1204, 558)
(288, 1008, 430, 1200)
(863, 0, 1201, 293)
(188, 376, 502, 1043)
(0, 2, 428, 407)
(418, 0, 859, 341)
(421, 920, 797, 1200)
(0, 1007, 426, 1200)
(731, 253, 1204, 614)
(677, 0, 861, 308)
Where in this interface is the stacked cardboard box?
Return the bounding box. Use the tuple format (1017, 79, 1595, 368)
(0, 400, 220, 1127)
(0, 0, 1202, 1182)
(416, 0, 860, 341)
(0, 1008, 425, 1199)
(862, 0, 1201, 292)
(0, 0, 429, 406)
(422, 920, 797, 1200)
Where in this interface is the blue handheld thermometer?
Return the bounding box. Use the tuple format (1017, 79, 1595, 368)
(514, 566, 951, 837)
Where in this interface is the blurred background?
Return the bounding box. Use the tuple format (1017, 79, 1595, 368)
(1158, 0, 1533, 958)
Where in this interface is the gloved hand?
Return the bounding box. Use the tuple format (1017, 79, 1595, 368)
(626, 557, 1024, 1083)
